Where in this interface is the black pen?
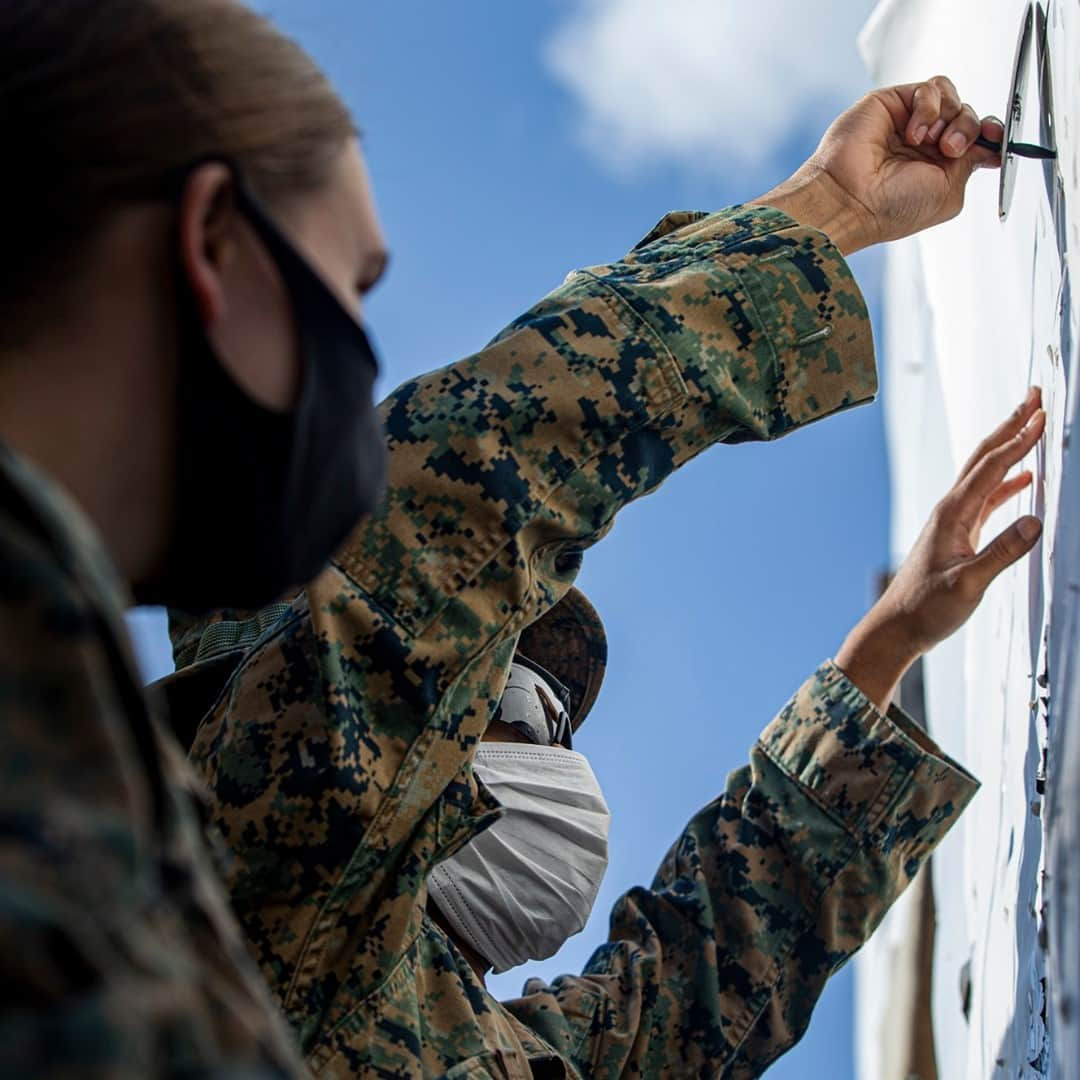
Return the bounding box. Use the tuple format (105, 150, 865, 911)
(975, 133, 1057, 159)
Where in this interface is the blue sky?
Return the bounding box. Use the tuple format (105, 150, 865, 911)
(134, 2, 889, 1074)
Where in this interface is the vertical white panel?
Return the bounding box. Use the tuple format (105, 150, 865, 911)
(859, 0, 1077, 1076)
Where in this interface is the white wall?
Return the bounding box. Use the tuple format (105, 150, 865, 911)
(857, 1, 1078, 1077)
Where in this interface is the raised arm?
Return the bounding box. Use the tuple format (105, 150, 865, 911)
(503, 394, 1044, 1076)
(294, 74, 1005, 843)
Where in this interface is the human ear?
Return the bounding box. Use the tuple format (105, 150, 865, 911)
(172, 162, 300, 411)
(174, 162, 242, 329)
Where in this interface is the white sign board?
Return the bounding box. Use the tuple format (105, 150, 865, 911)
(858, 0, 1078, 1077)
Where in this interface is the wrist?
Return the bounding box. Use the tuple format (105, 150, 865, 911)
(748, 167, 876, 256)
(835, 613, 921, 713)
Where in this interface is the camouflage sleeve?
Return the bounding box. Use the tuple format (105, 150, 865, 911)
(0, 527, 159, 1075)
(324, 203, 877, 831)
(504, 661, 979, 1077)
(0, 542, 296, 1078)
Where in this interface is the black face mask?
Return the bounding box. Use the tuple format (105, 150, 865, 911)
(137, 176, 386, 613)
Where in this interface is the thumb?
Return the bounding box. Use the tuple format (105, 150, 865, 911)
(961, 515, 1043, 594)
(964, 144, 1001, 175)
(944, 146, 994, 195)
(945, 118, 1003, 190)
(963, 116, 1005, 175)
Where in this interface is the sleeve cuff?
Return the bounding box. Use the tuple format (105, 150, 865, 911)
(631, 205, 878, 437)
(758, 660, 980, 843)
(732, 210, 878, 435)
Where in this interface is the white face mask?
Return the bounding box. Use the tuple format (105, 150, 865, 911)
(427, 743, 611, 974)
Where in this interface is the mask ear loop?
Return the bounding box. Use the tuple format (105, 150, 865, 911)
(534, 684, 573, 750)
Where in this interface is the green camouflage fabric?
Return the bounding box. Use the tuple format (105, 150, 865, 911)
(173, 205, 979, 1078)
(0, 446, 307, 1077)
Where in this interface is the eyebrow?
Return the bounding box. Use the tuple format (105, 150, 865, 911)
(358, 248, 390, 294)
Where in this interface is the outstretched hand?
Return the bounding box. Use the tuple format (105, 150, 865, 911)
(837, 389, 1045, 710)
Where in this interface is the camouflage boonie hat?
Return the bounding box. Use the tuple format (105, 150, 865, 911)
(517, 587, 606, 732)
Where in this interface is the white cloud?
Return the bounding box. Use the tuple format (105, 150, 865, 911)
(544, 0, 878, 178)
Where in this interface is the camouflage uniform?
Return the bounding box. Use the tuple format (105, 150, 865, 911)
(0, 447, 306, 1076)
(169, 206, 979, 1078)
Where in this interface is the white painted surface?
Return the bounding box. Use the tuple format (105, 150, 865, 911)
(858, 0, 1078, 1076)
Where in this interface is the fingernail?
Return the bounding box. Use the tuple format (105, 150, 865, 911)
(913, 124, 929, 144)
(929, 119, 946, 141)
(947, 132, 968, 154)
(1018, 517, 1043, 541)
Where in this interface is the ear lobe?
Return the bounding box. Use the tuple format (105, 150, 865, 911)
(175, 162, 239, 328)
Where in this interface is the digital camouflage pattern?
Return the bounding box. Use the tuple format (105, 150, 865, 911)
(172, 206, 979, 1078)
(0, 447, 306, 1077)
